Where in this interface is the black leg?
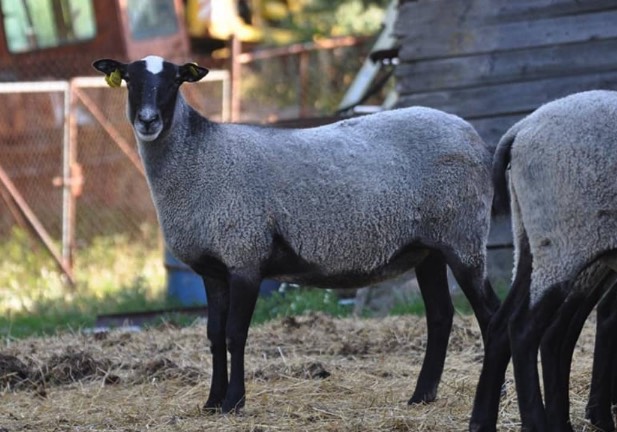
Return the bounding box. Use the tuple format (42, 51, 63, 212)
(202, 276, 230, 412)
(470, 234, 532, 432)
(587, 280, 617, 432)
(510, 282, 569, 432)
(542, 264, 612, 432)
(222, 271, 261, 413)
(408, 251, 453, 404)
(444, 254, 500, 345)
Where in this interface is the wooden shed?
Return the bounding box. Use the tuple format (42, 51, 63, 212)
(393, 0, 617, 147)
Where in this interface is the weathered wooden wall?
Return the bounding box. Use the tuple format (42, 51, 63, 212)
(394, 0, 617, 147)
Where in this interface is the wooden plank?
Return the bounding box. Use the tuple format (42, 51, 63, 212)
(494, 1, 617, 22)
(395, 38, 617, 94)
(395, 0, 617, 32)
(469, 115, 525, 148)
(395, 0, 484, 37)
(397, 9, 617, 61)
(395, 70, 617, 119)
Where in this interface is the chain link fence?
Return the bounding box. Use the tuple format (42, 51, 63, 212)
(0, 68, 230, 288)
(0, 84, 65, 241)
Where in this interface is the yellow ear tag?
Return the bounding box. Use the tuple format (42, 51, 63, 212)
(105, 69, 122, 88)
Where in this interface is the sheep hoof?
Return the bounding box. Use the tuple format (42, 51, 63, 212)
(468, 423, 497, 432)
(202, 398, 222, 414)
(585, 407, 615, 432)
(221, 395, 245, 414)
(407, 391, 436, 405)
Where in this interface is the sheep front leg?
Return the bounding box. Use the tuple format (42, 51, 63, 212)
(222, 272, 261, 413)
(409, 251, 453, 404)
(203, 276, 230, 412)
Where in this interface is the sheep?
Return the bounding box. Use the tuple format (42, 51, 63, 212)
(92, 55, 500, 413)
(469, 90, 617, 432)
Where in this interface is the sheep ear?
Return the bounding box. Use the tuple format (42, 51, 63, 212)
(178, 62, 209, 83)
(92, 59, 127, 88)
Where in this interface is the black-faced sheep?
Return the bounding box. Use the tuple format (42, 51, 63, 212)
(92, 56, 500, 413)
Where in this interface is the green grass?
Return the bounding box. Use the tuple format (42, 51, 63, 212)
(390, 281, 510, 317)
(0, 226, 169, 339)
(389, 292, 477, 316)
(0, 283, 170, 338)
(252, 287, 353, 325)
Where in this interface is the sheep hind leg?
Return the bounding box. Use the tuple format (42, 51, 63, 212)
(540, 263, 610, 432)
(442, 253, 500, 345)
(222, 271, 261, 414)
(586, 279, 617, 432)
(408, 251, 453, 404)
(202, 276, 230, 412)
(509, 281, 571, 432)
(470, 234, 532, 432)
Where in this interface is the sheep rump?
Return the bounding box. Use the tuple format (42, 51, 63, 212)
(494, 90, 617, 303)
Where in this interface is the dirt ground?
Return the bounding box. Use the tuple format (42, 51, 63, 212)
(0, 312, 602, 431)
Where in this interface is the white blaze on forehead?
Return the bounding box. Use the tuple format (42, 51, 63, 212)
(142, 55, 164, 74)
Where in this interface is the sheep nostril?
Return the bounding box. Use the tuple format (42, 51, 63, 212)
(138, 112, 159, 126)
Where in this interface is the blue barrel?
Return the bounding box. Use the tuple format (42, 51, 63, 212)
(165, 249, 281, 306)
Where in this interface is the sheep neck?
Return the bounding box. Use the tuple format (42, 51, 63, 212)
(135, 94, 217, 212)
(137, 95, 210, 174)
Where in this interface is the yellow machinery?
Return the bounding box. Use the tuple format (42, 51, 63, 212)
(186, 0, 302, 45)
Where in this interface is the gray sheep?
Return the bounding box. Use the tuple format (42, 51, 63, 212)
(470, 90, 617, 432)
(92, 55, 500, 413)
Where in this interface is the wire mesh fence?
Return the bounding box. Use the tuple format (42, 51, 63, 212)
(0, 85, 66, 241)
(0, 70, 230, 287)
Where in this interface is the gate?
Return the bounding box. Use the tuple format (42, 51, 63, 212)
(0, 71, 230, 285)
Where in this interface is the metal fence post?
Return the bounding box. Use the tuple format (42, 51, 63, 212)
(61, 81, 75, 278)
(231, 34, 241, 122)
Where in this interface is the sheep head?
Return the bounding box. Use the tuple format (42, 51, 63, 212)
(92, 56, 209, 142)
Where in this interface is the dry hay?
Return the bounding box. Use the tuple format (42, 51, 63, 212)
(0, 312, 604, 431)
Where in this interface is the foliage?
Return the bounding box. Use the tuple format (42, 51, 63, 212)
(240, 41, 370, 119)
(238, 0, 393, 121)
(0, 280, 170, 339)
(389, 281, 510, 317)
(270, 0, 390, 42)
(252, 287, 353, 325)
(0, 226, 167, 338)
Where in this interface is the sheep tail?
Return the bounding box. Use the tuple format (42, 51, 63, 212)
(492, 125, 518, 215)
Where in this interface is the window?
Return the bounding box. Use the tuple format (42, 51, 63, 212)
(127, 0, 179, 40)
(1, 0, 96, 53)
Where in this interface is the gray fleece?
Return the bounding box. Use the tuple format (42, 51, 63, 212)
(137, 94, 493, 286)
(494, 90, 617, 305)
